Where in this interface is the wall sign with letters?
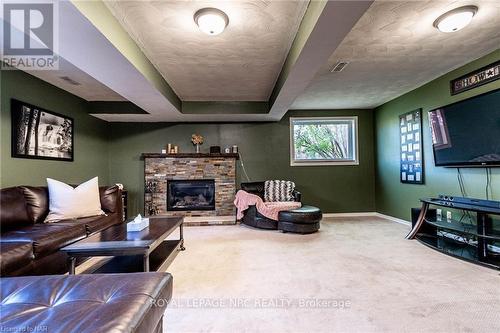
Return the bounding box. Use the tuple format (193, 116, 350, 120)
(450, 60, 500, 95)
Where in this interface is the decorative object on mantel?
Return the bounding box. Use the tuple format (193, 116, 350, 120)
(232, 145, 238, 153)
(165, 143, 179, 154)
(224, 147, 231, 153)
(191, 134, 204, 153)
(210, 146, 221, 153)
(399, 109, 424, 184)
(450, 60, 499, 95)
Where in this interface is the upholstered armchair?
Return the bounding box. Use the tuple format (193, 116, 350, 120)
(239, 181, 301, 229)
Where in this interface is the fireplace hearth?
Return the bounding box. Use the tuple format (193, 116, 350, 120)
(167, 179, 215, 211)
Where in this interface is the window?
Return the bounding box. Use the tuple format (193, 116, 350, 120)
(290, 117, 358, 166)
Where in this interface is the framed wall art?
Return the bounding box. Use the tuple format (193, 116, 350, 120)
(399, 109, 424, 184)
(11, 99, 74, 161)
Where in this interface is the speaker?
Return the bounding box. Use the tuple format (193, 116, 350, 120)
(411, 207, 437, 236)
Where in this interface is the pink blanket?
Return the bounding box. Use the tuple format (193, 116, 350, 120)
(234, 190, 302, 221)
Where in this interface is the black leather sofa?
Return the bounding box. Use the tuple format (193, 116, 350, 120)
(0, 185, 123, 276)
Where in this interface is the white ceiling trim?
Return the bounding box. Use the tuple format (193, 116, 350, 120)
(91, 112, 278, 122)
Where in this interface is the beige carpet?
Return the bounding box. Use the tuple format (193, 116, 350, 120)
(164, 217, 500, 333)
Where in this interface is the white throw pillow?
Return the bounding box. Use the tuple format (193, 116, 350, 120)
(45, 177, 104, 222)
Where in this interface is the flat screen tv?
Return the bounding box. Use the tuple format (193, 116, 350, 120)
(428, 89, 500, 167)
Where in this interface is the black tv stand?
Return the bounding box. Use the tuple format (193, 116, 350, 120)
(407, 197, 500, 270)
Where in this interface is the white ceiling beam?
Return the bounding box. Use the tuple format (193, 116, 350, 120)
(59, 1, 181, 119)
(269, 0, 374, 119)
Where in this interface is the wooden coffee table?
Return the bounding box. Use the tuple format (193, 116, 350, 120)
(61, 216, 185, 274)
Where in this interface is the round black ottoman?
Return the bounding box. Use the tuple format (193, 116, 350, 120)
(278, 205, 322, 234)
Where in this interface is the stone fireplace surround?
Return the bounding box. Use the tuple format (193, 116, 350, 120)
(142, 153, 238, 226)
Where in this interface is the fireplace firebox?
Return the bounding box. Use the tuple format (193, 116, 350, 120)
(167, 179, 215, 211)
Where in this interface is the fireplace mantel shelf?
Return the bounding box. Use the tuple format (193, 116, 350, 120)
(141, 153, 239, 160)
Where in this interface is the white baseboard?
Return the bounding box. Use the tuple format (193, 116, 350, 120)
(323, 212, 411, 226)
(323, 212, 377, 218)
(374, 213, 411, 226)
(182, 213, 411, 226)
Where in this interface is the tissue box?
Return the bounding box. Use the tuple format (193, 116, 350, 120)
(127, 218, 150, 232)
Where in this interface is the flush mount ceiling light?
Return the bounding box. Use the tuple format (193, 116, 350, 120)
(433, 5, 478, 33)
(194, 8, 229, 36)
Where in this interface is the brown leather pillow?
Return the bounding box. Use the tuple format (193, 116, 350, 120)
(99, 185, 120, 213)
(21, 186, 49, 223)
(0, 187, 32, 230)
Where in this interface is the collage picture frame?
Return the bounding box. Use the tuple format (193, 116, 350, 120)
(399, 109, 424, 184)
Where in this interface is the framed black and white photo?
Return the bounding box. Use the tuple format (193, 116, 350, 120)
(399, 109, 424, 184)
(11, 99, 74, 161)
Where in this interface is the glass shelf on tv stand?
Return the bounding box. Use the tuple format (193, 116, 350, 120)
(424, 217, 500, 241)
(409, 197, 500, 270)
(416, 233, 500, 270)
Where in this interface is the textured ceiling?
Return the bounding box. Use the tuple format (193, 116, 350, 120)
(26, 57, 126, 101)
(291, 0, 500, 110)
(105, 0, 309, 101)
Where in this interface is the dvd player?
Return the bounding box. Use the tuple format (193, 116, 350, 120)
(437, 194, 500, 209)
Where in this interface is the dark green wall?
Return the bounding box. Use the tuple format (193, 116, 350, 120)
(0, 69, 110, 187)
(375, 49, 500, 221)
(108, 110, 376, 215)
(6, 49, 498, 221)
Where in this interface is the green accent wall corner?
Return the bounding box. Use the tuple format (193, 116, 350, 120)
(2, 49, 499, 224)
(375, 49, 500, 221)
(1, 69, 110, 187)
